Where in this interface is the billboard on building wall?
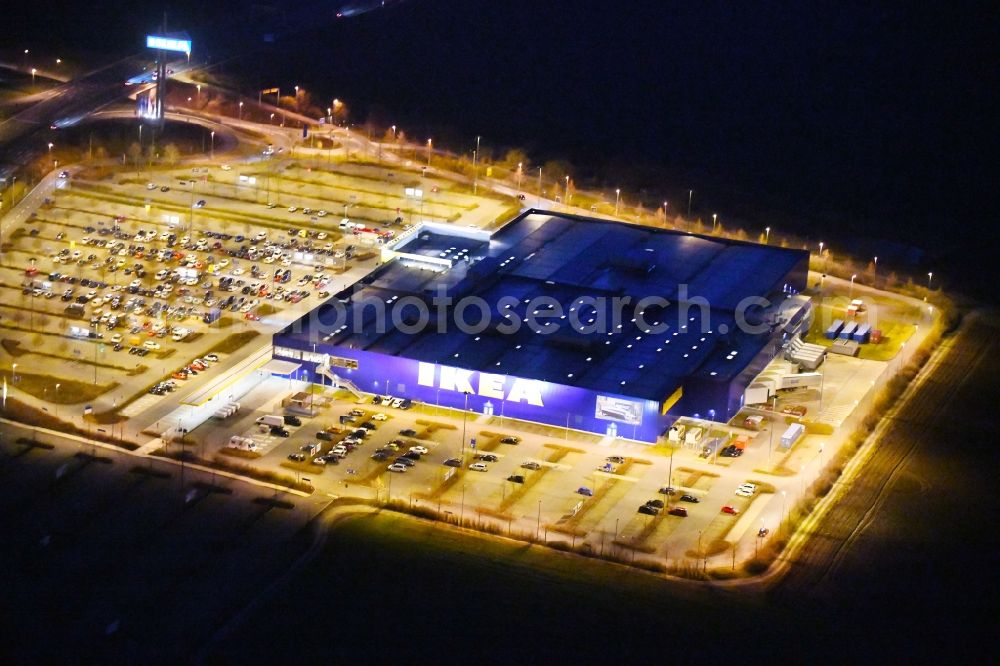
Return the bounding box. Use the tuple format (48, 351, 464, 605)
(595, 395, 643, 425)
(273, 341, 664, 442)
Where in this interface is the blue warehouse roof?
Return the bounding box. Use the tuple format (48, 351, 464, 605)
(277, 211, 809, 404)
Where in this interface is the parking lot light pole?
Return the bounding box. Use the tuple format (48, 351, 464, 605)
(536, 500, 542, 540)
(460, 390, 470, 458)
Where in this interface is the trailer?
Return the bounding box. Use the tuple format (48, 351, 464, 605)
(744, 383, 771, 406)
(853, 323, 871, 344)
(839, 321, 858, 339)
(255, 415, 284, 428)
(777, 372, 823, 391)
(825, 319, 845, 339)
(684, 426, 704, 446)
(781, 423, 805, 449)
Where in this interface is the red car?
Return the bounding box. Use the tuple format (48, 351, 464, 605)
(668, 507, 688, 517)
(722, 505, 740, 515)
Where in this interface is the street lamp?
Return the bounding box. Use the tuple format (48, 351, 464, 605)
(270, 112, 275, 125)
(238, 101, 243, 120)
(662, 201, 668, 221)
(687, 189, 693, 217)
(712, 213, 717, 233)
(460, 390, 470, 458)
(516, 162, 523, 194)
(31, 68, 37, 85)
(615, 188, 621, 216)
(927, 272, 933, 289)
(765, 226, 771, 244)
(210, 130, 215, 159)
(426, 138, 432, 167)
(564, 175, 569, 204)
(472, 135, 480, 195)
(819, 241, 824, 255)
(850, 273, 857, 298)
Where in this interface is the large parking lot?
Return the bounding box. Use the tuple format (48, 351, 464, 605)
(182, 376, 829, 566)
(1, 158, 512, 432)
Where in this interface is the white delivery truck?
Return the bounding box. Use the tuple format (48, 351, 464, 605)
(255, 415, 284, 428)
(667, 424, 687, 443)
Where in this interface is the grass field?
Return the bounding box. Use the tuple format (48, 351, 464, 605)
(213, 510, 810, 662)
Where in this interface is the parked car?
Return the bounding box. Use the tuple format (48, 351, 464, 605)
(521, 461, 541, 470)
(668, 507, 689, 517)
(399, 428, 417, 437)
(638, 504, 659, 516)
(409, 445, 429, 455)
(387, 463, 408, 473)
(474, 453, 498, 462)
(722, 505, 740, 515)
(284, 415, 302, 426)
(500, 436, 520, 445)
(507, 475, 525, 484)
(680, 494, 700, 503)
(468, 462, 488, 472)
(577, 487, 594, 497)
(443, 458, 462, 468)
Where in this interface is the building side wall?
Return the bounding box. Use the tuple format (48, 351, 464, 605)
(273, 337, 667, 442)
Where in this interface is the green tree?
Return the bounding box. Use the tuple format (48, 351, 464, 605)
(162, 143, 181, 165)
(126, 142, 142, 171)
(501, 148, 529, 170)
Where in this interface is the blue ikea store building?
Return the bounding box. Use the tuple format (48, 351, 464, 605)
(273, 211, 810, 443)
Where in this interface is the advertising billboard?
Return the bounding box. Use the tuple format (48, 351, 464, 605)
(595, 395, 643, 425)
(273, 340, 665, 442)
(146, 35, 192, 55)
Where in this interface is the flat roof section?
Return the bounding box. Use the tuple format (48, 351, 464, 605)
(278, 211, 809, 403)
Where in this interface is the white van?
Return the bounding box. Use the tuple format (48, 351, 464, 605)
(228, 435, 257, 451)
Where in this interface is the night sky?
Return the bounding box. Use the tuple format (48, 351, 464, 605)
(11, 2, 995, 291)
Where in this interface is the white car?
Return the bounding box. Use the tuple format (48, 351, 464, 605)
(372, 413, 388, 421)
(387, 463, 408, 473)
(390, 398, 404, 409)
(468, 462, 488, 472)
(409, 445, 429, 455)
(735, 483, 757, 497)
(146, 183, 156, 190)
(317, 211, 327, 218)
(232, 267, 245, 276)
(220, 164, 232, 171)
(287, 206, 298, 213)
(110, 333, 123, 344)
(143, 340, 161, 350)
